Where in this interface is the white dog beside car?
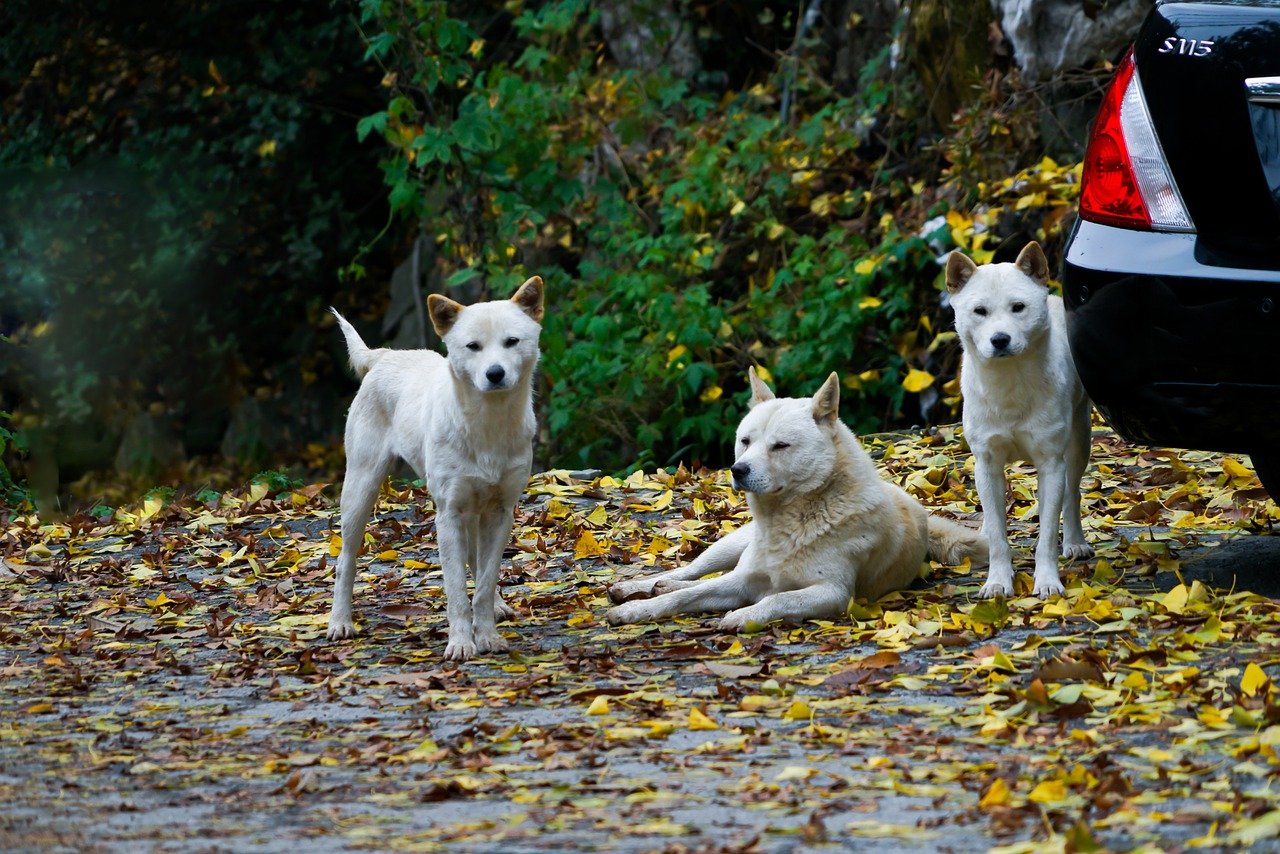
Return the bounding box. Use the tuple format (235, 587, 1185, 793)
(946, 242, 1093, 599)
(325, 277, 544, 661)
(606, 369, 987, 629)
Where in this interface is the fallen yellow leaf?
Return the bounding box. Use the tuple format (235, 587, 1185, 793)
(573, 531, 607, 560)
(1241, 662, 1270, 698)
(688, 708, 718, 730)
(979, 777, 1010, 808)
(1028, 779, 1067, 805)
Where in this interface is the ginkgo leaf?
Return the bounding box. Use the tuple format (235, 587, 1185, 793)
(902, 368, 935, 393)
(1241, 662, 1270, 698)
(573, 531, 606, 560)
(1027, 779, 1067, 805)
(978, 777, 1010, 808)
(687, 708, 718, 730)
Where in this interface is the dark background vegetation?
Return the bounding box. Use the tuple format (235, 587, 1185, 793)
(0, 0, 1124, 513)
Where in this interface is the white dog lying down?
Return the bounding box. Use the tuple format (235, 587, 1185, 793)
(326, 277, 544, 661)
(946, 242, 1093, 600)
(606, 369, 987, 629)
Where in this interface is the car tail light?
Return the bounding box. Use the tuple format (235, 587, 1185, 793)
(1080, 49, 1194, 232)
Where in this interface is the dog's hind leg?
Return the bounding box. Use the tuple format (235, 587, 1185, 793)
(470, 505, 514, 655)
(718, 581, 846, 632)
(464, 510, 515, 624)
(1031, 456, 1067, 598)
(468, 516, 515, 623)
(608, 522, 753, 603)
(327, 444, 392, 641)
(1060, 407, 1094, 560)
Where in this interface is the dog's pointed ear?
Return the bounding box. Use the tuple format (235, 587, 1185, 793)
(511, 276, 544, 323)
(748, 366, 775, 408)
(428, 294, 464, 336)
(1015, 241, 1050, 284)
(945, 251, 978, 294)
(811, 372, 840, 423)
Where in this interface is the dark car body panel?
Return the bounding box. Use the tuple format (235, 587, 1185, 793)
(1137, 2, 1280, 259)
(1065, 220, 1280, 452)
(1064, 1, 1280, 456)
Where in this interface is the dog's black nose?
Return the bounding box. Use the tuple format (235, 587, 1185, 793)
(990, 332, 1011, 351)
(486, 365, 506, 385)
(730, 462, 750, 482)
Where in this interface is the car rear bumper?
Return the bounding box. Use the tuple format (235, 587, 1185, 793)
(1062, 218, 1280, 454)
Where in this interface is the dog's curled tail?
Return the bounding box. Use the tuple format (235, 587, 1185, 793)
(330, 309, 382, 380)
(926, 515, 989, 568)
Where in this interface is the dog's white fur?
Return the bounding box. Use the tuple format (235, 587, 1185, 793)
(326, 277, 544, 660)
(947, 242, 1093, 599)
(606, 370, 987, 629)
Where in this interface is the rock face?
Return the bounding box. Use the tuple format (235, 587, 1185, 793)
(597, 0, 701, 78)
(822, 0, 901, 95)
(993, 0, 1152, 81)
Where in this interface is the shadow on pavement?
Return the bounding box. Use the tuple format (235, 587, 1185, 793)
(1171, 532, 1280, 598)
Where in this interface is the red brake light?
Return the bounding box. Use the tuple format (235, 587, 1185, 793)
(1080, 52, 1151, 229)
(1080, 49, 1194, 232)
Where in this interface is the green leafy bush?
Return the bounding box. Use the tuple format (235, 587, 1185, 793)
(352, 0, 972, 471)
(0, 411, 31, 509)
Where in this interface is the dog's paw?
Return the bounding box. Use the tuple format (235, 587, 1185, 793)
(326, 614, 356, 641)
(443, 635, 477, 662)
(977, 578, 1012, 599)
(653, 579, 698, 595)
(494, 597, 518, 623)
(474, 630, 509, 655)
(1032, 575, 1065, 599)
(607, 580, 653, 604)
(718, 608, 754, 632)
(605, 603, 647, 626)
(1061, 542, 1094, 561)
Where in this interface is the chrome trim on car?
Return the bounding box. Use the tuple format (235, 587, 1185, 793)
(1246, 76, 1280, 104)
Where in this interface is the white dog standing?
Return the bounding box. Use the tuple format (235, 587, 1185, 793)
(326, 277, 544, 661)
(607, 370, 986, 629)
(947, 242, 1093, 599)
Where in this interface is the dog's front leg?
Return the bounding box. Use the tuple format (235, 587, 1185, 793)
(608, 523, 754, 603)
(719, 582, 846, 632)
(470, 505, 514, 655)
(974, 450, 1015, 599)
(437, 504, 477, 661)
(606, 561, 758, 625)
(1031, 456, 1067, 598)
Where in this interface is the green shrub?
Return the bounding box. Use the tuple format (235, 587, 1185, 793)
(0, 410, 30, 509)
(353, 0, 969, 472)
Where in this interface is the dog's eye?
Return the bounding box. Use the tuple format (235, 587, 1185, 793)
(740, 437, 750, 448)
(973, 307, 988, 317)
(771, 442, 790, 452)
(503, 337, 519, 348)
(465, 342, 481, 351)
(1011, 302, 1025, 313)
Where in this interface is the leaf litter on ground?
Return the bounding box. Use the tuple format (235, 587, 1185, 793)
(2, 425, 1280, 852)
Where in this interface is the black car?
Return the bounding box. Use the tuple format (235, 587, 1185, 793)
(1062, 0, 1280, 495)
